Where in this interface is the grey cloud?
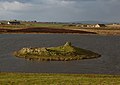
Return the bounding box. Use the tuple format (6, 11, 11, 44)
(0, 0, 119, 3)
(0, 0, 33, 3)
(0, 0, 120, 22)
(64, 0, 117, 1)
(64, 0, 97, 1)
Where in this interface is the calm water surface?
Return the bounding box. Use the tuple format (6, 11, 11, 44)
(0, 34, 120, 74)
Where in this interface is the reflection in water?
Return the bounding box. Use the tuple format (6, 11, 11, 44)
(0, 34, 120, 74)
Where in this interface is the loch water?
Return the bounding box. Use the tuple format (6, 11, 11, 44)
(0, 34, 120, 74)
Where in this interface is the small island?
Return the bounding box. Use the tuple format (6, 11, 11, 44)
(14, 42, 101, 61)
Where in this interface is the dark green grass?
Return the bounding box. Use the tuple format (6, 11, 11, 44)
(0, 73, 120, 85)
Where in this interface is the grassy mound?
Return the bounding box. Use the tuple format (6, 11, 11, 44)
(14, 42, 101, 61)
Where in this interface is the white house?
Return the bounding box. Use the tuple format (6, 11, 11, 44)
(95, 24, 106, 27)
(7, 21, 20, 25)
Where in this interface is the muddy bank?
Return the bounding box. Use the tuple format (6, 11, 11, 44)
(0, 27, 96, 34)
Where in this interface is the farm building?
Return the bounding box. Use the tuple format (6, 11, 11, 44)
(0, 22, 5, 25)
(80, 24, 88, 27)
(79, 24, 106, 28)
(80, 24, 95, 28)
(95, 24, 106, 27)
(7, 21, 21, 25)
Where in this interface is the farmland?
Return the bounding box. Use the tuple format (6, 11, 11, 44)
(0, 21, 120, 35)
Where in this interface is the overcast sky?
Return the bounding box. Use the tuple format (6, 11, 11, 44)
(0, 0, 120, 22)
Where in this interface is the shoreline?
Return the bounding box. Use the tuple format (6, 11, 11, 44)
(73, 28, 120, 35)
(0, 27, 96, 34)
(1, 32, 120, 36)
(1, 72, 120, 76)
(0, 27, 120, 35)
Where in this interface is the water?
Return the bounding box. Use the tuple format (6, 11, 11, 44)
(0, 34, 120, 74)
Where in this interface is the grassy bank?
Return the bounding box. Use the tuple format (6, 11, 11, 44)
(0, 73, 120, 85)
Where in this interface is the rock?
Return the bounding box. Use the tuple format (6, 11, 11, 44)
(64, 42, 72, 46)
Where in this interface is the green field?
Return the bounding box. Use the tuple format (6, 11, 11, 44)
(0, 73, 120, 85)
(0, 22, 65, 29)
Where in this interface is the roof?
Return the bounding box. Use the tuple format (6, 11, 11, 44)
(97, 24, 106, 27)
(8, 21, 20, 23)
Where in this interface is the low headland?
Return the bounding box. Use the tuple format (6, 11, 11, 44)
(1, 21, 120, 35)
(0, 27, 96, 34)
(14, 42, 101, 61)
